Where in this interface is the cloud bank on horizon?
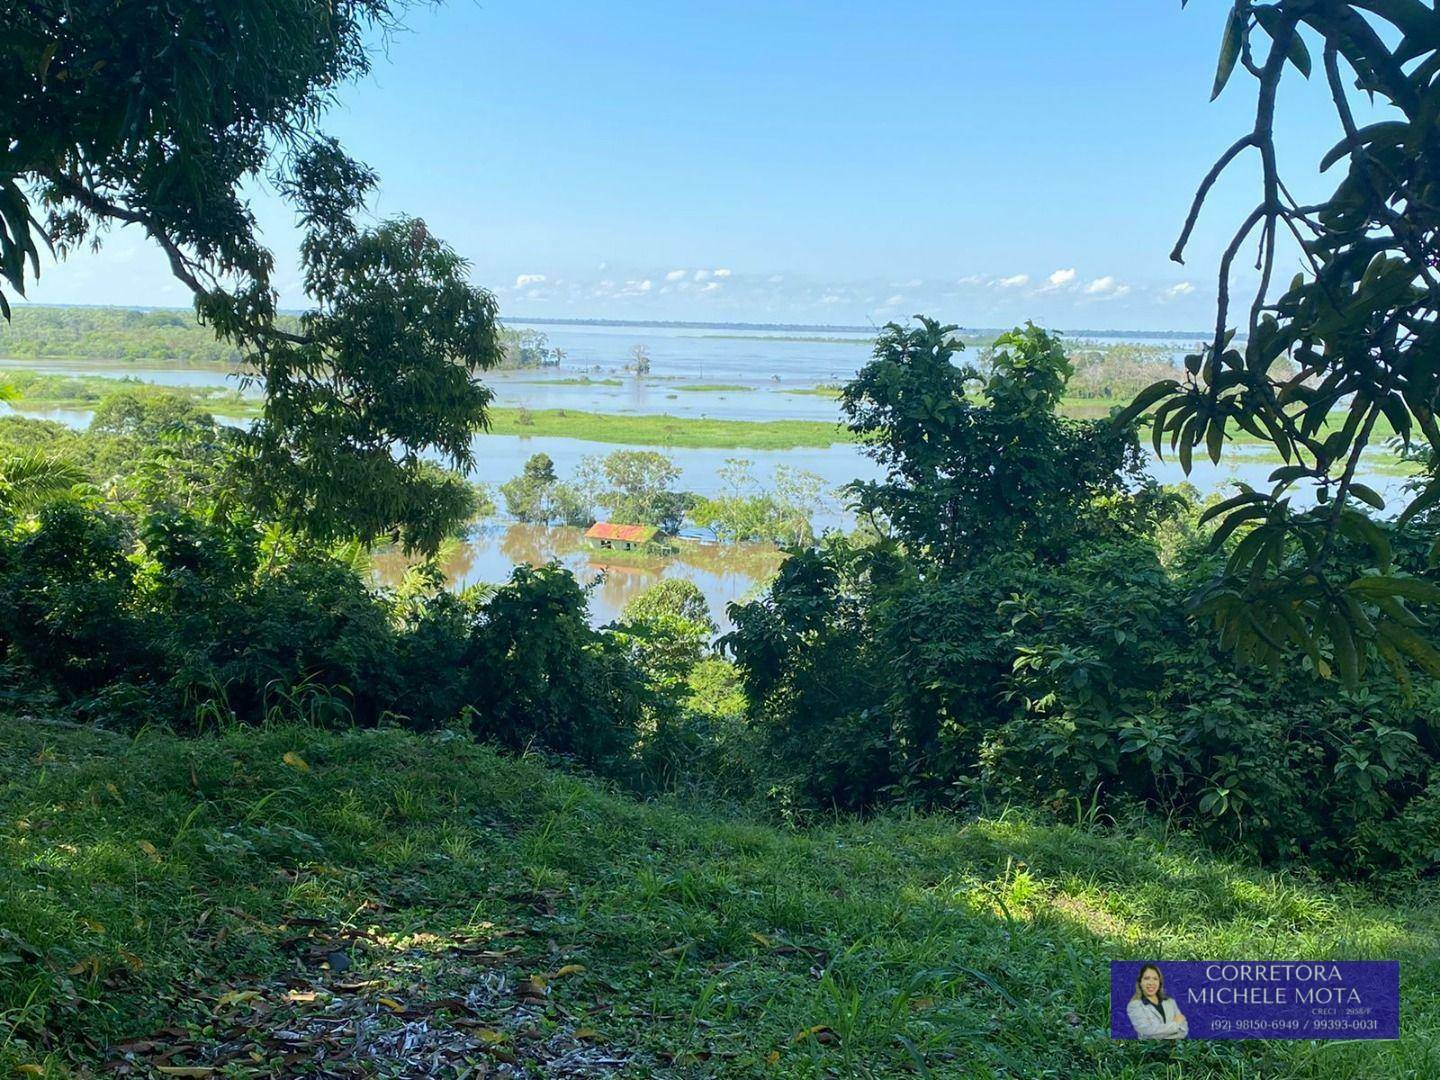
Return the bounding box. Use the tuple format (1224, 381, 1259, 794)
(20, 233, 1215, 332)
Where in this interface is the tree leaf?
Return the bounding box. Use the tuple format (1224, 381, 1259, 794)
(1348, 483, 1386, 511)
(1212, 6, 1247, 101)
(1112, 380, 1179, 429)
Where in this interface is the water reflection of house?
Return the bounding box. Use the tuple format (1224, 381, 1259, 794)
(584, 522, 661, 552)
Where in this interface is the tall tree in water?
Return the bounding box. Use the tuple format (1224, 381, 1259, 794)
(1121, 1, 1440, 682)
(0, 1, 502, 552)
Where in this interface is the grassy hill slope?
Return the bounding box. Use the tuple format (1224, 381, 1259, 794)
(1, 717, 1435, 1077)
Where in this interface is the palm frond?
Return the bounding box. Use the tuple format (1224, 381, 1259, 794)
(0, 451, 86, 511)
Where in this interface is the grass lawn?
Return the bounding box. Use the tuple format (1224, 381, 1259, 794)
(1, 717, 1435, 1077)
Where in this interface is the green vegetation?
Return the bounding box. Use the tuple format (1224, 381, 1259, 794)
(0, 369, 255, 414)
(2, 718, 1434, 1079)
(501, 450, 695, 533)
(0, 355, 1412, 457)
(499, 452, 592, 527)
(1125, 3, 1440, 681)
(673, 383, 755, 393)
(3, 4, 1438, 1075)
(690, 458, 828, 546)
(6, 3, 506, 554)
(728, 321, 1440, 874)
(485, 407, 850, 449)
(0, 306, 253, 366)
(512, 375, 624, 386)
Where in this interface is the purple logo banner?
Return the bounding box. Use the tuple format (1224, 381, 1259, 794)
(1110, 961, 1399, 1040)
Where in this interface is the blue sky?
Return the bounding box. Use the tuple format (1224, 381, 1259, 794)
(26, 1, 1362, 330)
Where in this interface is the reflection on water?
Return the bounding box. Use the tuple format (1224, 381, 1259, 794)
(372, 523, 786, 633)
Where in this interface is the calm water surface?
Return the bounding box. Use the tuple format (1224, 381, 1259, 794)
(372, 523, 785, 632)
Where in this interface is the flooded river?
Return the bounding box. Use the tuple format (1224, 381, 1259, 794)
(372, 523, 785, 633)
(2, 322, 1417, 624)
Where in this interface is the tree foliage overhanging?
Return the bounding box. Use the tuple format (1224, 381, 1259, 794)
(1, 0, 503, 552)
(1123, 0, 1440, 681)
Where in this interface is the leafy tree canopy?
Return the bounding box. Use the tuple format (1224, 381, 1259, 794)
(1, 0, 502, 553)
(1124, 1, 1440, 682)
(843, 317, 1147, 566)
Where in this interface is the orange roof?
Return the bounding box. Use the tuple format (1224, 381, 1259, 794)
(585, 522, 659, 543)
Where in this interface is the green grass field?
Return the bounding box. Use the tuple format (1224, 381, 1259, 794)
(1, 717, 1434, 1077)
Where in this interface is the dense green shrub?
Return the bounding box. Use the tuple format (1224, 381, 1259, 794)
(725, 525, 1440, 873)
(723, 317, 1440, 874)
(0, 498, 651, 776)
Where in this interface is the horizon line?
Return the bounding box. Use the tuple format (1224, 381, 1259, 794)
(8, 301, 1213, 341)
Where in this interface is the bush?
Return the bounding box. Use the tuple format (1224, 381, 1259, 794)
(724, 524, 1440, 873)
(0, 501, 649, 777)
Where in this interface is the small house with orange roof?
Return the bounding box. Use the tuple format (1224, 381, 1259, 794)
(584, 521, 661, 552)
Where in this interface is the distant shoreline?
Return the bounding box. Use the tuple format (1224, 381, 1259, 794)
(8, 302, 1214, 341)
(508, 315, 1213, 340)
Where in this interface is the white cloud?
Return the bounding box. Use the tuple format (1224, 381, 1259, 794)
(891, 278, 922, 289)
(693, 269, 712, 281)
(713, 268, 732, 278)
(699, 281, 722, 293)
(767, 274, 785, 284)
(1165, 281, 1196, 298)
(957, 274, 991, 286)
(819, 294, 843, 305)
(596, 261, 608, 271)
(997, 274, 1030, 288)
(515, 273, 547, 288)
(1047, 268, 1077, 287)
(1083, 276, 1131, 300)
(882, 294, 905, 306)
(665, 269, 688, 282)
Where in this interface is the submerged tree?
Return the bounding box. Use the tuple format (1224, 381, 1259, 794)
(1, 1, 502, 553)
(1120, 2, 1440, 681)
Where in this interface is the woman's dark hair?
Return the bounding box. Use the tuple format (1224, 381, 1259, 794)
(1131, 963, 1168, 1001)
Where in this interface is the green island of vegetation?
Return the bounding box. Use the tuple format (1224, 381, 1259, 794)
(509, 375, 625, 387)
(672, 383, 755, 393)
(488, 407, 846, 449)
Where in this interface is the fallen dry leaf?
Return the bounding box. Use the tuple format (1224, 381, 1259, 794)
(282, 751, 310, 772)
(792, 1024, 839, 1046)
